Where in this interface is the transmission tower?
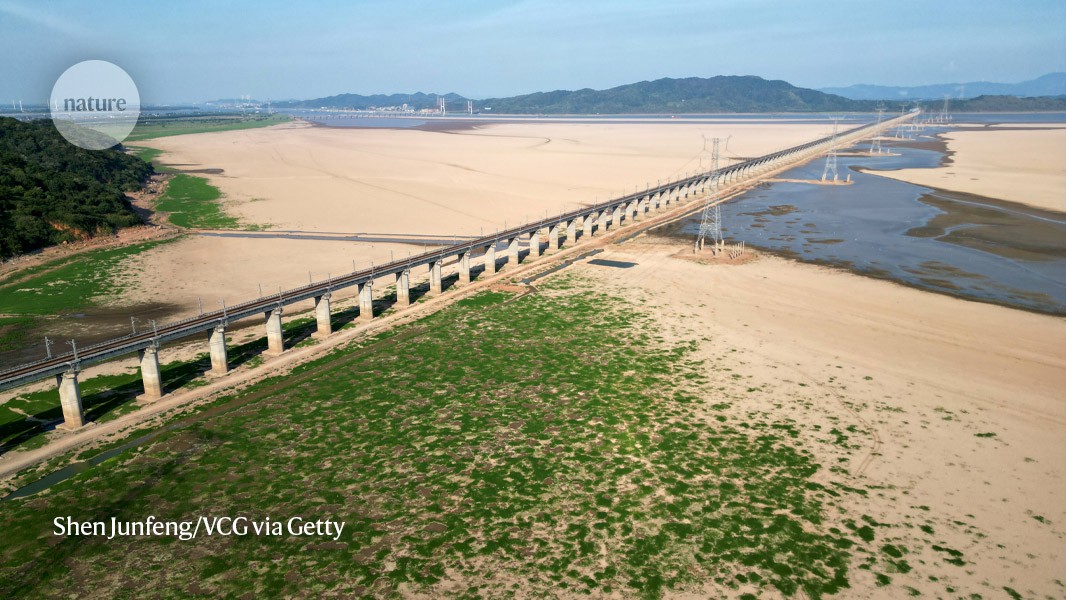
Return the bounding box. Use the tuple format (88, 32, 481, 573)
(940, 94, 951, 124)
(871, 105, 885, 155)
(821, 119, 840, 182)
(695, 138, 722, 253)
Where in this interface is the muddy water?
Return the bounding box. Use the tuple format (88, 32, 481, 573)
(670, 128, 1066, 315)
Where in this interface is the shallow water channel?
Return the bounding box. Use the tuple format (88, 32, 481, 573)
(673, 123, 1066, 315)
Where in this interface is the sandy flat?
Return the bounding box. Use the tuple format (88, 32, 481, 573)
(144, 120, 829, 234)
(573, 240, 1066, 597)
(111, 234, 422, 311)
(126, 120, 828, 315)
(875, 126, 1066, 212)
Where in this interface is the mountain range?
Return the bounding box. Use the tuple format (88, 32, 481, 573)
(276, 74, 1066, 114)
(279, 76, 879, 113)
(819, 73, 1066, 101)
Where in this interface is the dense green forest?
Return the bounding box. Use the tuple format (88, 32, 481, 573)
(0, 117, 153, 259)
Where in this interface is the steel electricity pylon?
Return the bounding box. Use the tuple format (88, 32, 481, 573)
(821, 118, 840, 182)
(695, 137, 722, 253)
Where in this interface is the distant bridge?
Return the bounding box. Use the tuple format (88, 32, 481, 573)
(0, 110, 918, 430)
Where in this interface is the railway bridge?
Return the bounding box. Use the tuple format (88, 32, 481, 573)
(0, 110, 918, 430)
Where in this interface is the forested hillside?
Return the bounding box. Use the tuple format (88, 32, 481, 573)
(478, 76, 875, 114)
(0, 118, 153, 259)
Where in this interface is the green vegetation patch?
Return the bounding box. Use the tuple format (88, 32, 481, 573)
(0, 238, 177, 316)
(155, 174, 238, 229)
(0, 278, 867, 598)
(0, 316, 35, 355)
(125, 114, 290, 141)
(126, 145, 164, 165)
(126, 145, 184, 175)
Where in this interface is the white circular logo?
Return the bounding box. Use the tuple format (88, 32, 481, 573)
(50, 60, 140, 150)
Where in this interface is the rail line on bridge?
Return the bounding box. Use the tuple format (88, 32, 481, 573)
(0, 110, 918, 430)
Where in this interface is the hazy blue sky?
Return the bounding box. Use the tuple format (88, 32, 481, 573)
(1, 0, 1063, 104)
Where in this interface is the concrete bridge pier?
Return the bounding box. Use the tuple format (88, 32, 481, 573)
(583, 214, 595, 237)
(548, 225, 560, 251)
(139, 345, 163, 400)
(313, 293, 332, 338)
(209, 325, 228, 374)
(265, 308, 284, 355)
(395, 269, 411, 307)
(599, 210, 610, 232)
(359, 282, 374, 322)
(56, 370, 86, 429)
(459, 252, 472, 284)
(429, 260, 443, 295)
(612, 206, 623, 229)
(484, 244, 497, 275)
(507, 237, 520, 267)
(566, 220, 577, 245)
(529, 231, 541, 258)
